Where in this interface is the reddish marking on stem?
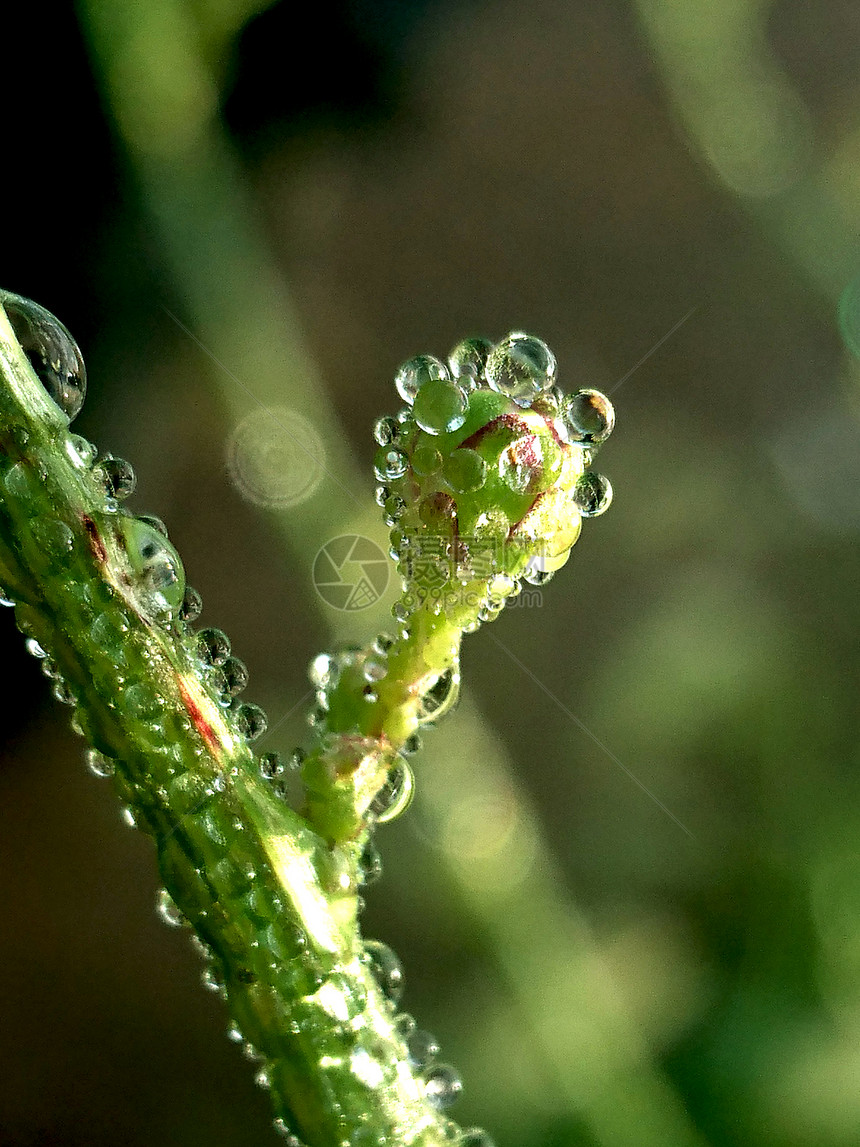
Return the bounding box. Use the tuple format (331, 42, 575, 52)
(509, 433, 541, 472)
(459, 413, 529, 450)
(81, 514, 107, 563)
(177, 676, 221, 754)
(508, 490, 545, 537)
(539, 411, 565, 447)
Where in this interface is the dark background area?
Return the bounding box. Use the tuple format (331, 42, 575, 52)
(2, 2, 860, 1145)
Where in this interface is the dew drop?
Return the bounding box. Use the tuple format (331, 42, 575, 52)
(179, 586, 203, 624)
(227, 1021, 243, 1042)
(375, 484, 391, 507)
(418, 490, 457, 532)
(234, 702, 268, 741)
(371, 758, 415, 824)
(25, 637, 46, 659)
(423, 1064, 463, 1110)
(416, 666, 460, 724)
(442, 449, 487, 493)
(531, 387, 562, 417)
(485, 333, 557, 406)
(383, 494, 406, 525)
(96, 456, 137, 500)
(34, 518, 75, 562)
(412, 443, 443, 476)
(374, 446, 409, 482)
(121, 806, 137, 828)
(572, 471, 613, 517)
(394, 419, 413, 447)
(52, 678, 76, 705)
(373, 415, 399, 445)
(218, 655, 249, 698)
(363, 939, 404, 1005)
(137, 514, 168, 537)
(448, 336, 494, 379)
(523, 565, 556, 586)
(289, 747, 307, 771)
(391, 600, 412, 623)
(202, 962, 227, 994)
(307, 705, 327, 728)
(394, 354, 449, 405)
(412, 379, 468, 436)
(562, 388, 615, 445)
(488, 573, 517, 602)
(358, 839, 383, 886)
(2, 291, 87, 420)
(401, 732, 422, 756)
(197, 627, 231, 666)
(85, 748, 115, 778)
(5, 461, 41, 502)
(156, 888, 185, 927)
(498, 433, 562, 496)
(362, 685, 378, 703)
(67, 434, 97, 469)
(119, 518, 186, 619)
(259, 751, 285, 780)
(308, 652, 337, 690)
(363, 657, 388, 683)
(394, 1013, 417, 1042)
(407, 1028, 441, 1069)
(273, 1119, 303, 1145)
(373, 632, 396, 654)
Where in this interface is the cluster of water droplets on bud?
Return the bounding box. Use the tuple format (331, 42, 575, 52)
(372, 333, 616, 634)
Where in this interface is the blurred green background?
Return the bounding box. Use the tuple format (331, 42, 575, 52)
(2, 1, 860, 1145)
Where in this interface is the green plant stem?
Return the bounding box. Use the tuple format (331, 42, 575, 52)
(302, 600, 467, 844)
(0, 302, 461, 1147)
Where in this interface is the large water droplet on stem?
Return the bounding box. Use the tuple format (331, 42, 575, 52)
(2, 291, 87, 421)
(119, 518, 186, 620)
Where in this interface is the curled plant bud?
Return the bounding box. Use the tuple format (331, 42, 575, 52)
(380, 332, 615, 618)
(300, 333, 615, 846)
